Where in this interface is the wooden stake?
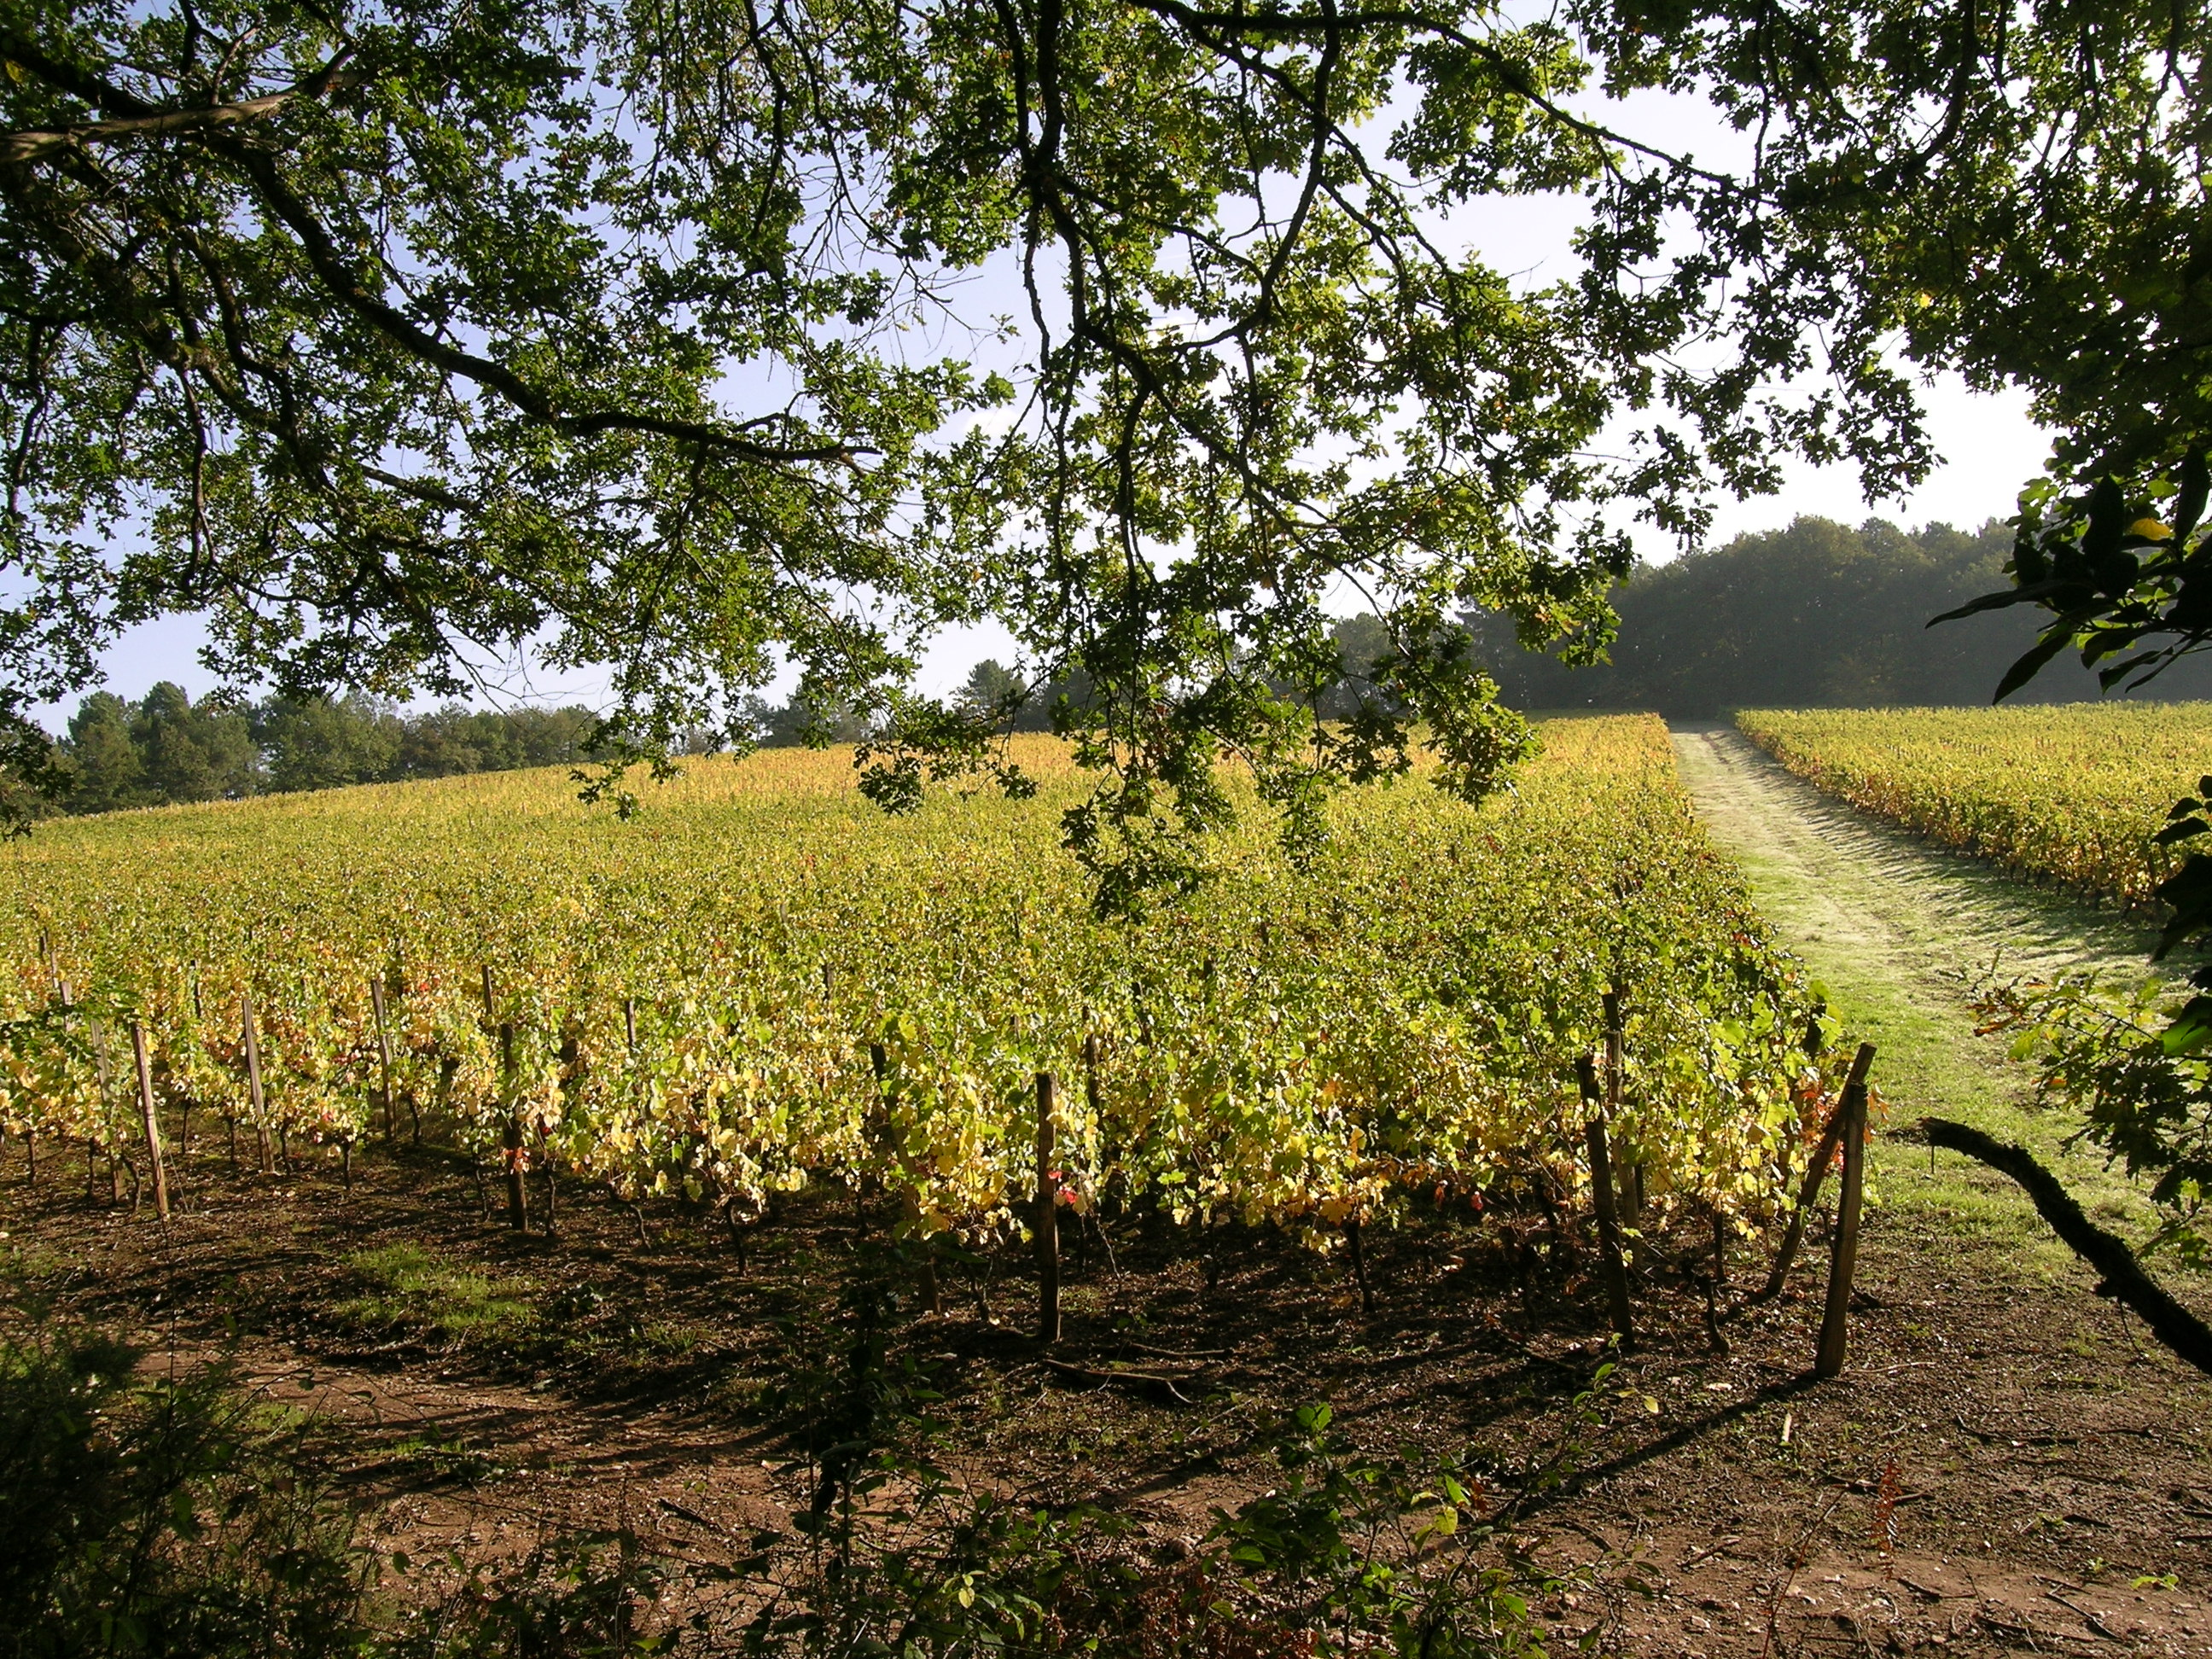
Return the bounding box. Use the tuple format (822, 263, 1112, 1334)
(539, 1126, 556, 1236)
(480, 964, 497, 1027)
(547, 1026, 579, 1239)
(1082, 1031, 1103, 1120)
(131, 1022, 169, 1222)
(903, 1185, 941, 1314)
(77, 998, 112, 1208)
(623, 996, 637, 1050)
(500, 1022, 527, 1231)
(370, 976, 397, 1143)
(1084, 1032, 1121, 1220)
(89, 1014, 114, 1115)
(1761, 1042, 1876, 1301)
(1603, 987, 1639, 1227)
(1576, 1054, 1636, 1351)
(852, 1041, 888, 1237)
(1345, 1216, 1374, 1315)
(1815, 1050, 1874, 1378)
(1034, 1071, 1061, 1345)
(242, 992, 273, 1176)
(870, 1042, 939, 1310)
(182, 970, 203, 1160)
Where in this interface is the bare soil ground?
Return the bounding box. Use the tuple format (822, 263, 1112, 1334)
(4, 1127, 2211, 1656)
(7, 729, 2212, 1655)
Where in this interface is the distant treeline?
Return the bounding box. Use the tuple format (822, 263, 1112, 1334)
(46, 686, 612, 816)
(38, 670, 1093, 818)
(41, 672, 1103, 817)
(1476, 515, 2212, 717)
(47, 515, 2189, 817)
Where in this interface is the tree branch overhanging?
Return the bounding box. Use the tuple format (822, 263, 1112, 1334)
(0, 32, 873, 469)
(1918, 1117, 2212, 1378)
(0, 55, 367, 164)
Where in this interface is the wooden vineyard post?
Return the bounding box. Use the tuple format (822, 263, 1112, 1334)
(179, 969, 204, 1159)
(623, 997, 637, 1050)
(1761, 1042, 1876, 1301)
(547, 1026, 579, 1239)
(1345, 1216, 1374, 1315)
(1083, 1029, 1122, 1229)
(89, 1016, 117, 1201)
(870, 1041, 939, 1311)
(131, 1022, 169, 1222)
(901, 1185, 942, 1314)
(1576, 1054, 1636, 1352)
(370, 976, 398, 1144)
(855, 1041, 887, 1238)
(499, 1022, 527, 1231)
(480, 965, 497, 1027)
(28, 953, 64, 1188)
(1034, 1071, 1061, 1345)
(64, 974, 103, 1190)
(242, 992, 274, 1176)
(1603, 987, 1640, 1227)
(1815, 1051, 1875, 1379)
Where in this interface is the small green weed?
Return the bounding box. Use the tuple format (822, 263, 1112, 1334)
(376, 1429, 508, 1487)
(338, 1244, 538, 1343)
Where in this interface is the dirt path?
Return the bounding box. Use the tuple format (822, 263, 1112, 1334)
(1670, 721, 2178, 1264)
(1673, 723, 2156, 984)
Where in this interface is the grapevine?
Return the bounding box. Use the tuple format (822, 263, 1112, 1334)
(1738, 703, 2212, 907)
(1, 719, 1839, 1247)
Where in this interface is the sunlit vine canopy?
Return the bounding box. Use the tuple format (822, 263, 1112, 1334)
(2, 0, 2202, 897)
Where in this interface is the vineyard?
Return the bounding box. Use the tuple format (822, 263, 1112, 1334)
(1737, 702, 2212, 908)
(15, 713, 2212, 1656)
(2, 715, 1838, 1260)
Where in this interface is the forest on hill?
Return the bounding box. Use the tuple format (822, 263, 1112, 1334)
(1477, 517, 2212, 717)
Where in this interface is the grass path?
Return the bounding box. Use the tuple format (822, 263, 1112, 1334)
(1671, 721, 2196, 1284)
